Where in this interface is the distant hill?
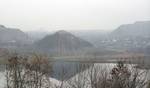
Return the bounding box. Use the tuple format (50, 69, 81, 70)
(70, 30, 109, 46)
(107, 21, 150, 51)
(111, 21, 150, 37)
(26, 30, 52, 42)
(0, 25, 31, 47)
(34, 30, 94, 55)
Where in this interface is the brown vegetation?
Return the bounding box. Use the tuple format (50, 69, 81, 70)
(3, 54, 150, 88)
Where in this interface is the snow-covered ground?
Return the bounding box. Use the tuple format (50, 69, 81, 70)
(64, 63, 150, 88)
(0, 71, 61, 88)
(0, 72, 6, 88)
(63, 63, 115, 88)
(0, 63, 150, 88)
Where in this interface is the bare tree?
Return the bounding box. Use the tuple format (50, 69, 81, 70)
(5, 54, 149, 88)
(110, 61, 149, 88)
(5, 53, 53, 88)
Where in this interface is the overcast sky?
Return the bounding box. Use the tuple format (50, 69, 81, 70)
(0, 0, 150, 31)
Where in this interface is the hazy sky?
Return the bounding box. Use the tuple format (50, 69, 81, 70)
(0, 0, 150, 31)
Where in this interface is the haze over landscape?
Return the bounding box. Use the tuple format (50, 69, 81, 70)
(0, 0, 150, 31)
(0, 0, 150, 88)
